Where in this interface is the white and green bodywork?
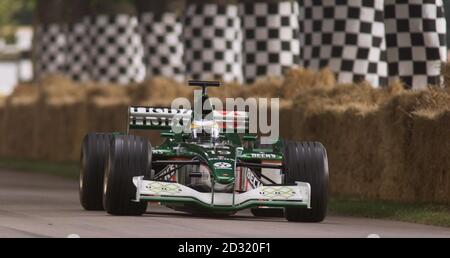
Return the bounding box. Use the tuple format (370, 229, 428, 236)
(128, 81, 311, 213)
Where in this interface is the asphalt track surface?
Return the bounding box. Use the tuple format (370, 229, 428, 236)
(1, 169, 450, 238)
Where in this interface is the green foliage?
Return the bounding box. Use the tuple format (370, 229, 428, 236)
(0, 0, 35, 27)
(89, 0, 135, 7)
(89, 0, 137, 15)
(0, 0, 35, 38)
(330, 197, 450, 228)
(0, 158, 79, 179)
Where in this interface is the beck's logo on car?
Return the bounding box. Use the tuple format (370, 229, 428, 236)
(152, 149, 164, 155)
(247, 170, 262, 189)
(213, 162, 232, 170)
(251, 153, 277, 159)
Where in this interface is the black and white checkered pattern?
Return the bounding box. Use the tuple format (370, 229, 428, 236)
(35, 24, 66, 78)
(385, 0, 447, 89)
(298, 0, 388, 87)
(183, 4, 243, 83)
(88, 15, 146, 85)
(240, 1, 301, 84)
(65, 18, 90, 82)
(139, 12, 185, 82)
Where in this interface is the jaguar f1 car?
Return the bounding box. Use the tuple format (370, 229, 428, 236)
(80, 81, 329, 222)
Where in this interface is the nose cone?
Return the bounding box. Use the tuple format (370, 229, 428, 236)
(211, 161, 235, 185)
(215, 172, 235, 185)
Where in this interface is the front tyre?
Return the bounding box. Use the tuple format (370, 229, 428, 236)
(283, 141, 329, 222)
(79, 133, 112, 211)
(103, 135, 152, 216)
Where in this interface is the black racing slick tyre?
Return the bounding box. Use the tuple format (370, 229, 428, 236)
(79, 133, 112, 211)
(283, 141, 329, 222)
(103, 135, 152, 216)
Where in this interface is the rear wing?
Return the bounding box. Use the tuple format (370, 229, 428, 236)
(213, 111, 249, 133)
(129, 106, 250, 133)
(128, 107, 191, 130)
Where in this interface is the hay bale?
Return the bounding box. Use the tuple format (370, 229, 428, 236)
(278, 101, 294, 140)
(411, 87, 450, 118)
(0, 83, 40, 159)
(243, 77, 283, 98)
(85, 83, 130, 103)
(208, 82, 243, 101)
(8, 83, 40, 103)
(406, 113, 450, 203)
(0, 97, 6, 156)
(285, 79, 449, 203)
(375, 90, 450, 203)
(34, 101, 87, 161)
(1, 103, 38, 159)
(401, 89, 450, 203)
(86, 98, 129, 133)
(281, 67, 336, 98)
(85, 83, 164, 151)
(32, 75, 88, 161)
(372, 92, 420, 201)
(442, 62, 450, 88)
(290, 102, 384, 199)
(131, 77, 188, 106)
(87, 99, 164, 150)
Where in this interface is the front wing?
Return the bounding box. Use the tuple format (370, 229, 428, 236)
(133, 177, 311, 212)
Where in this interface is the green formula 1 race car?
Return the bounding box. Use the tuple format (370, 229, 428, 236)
(79, 81, 329, 222)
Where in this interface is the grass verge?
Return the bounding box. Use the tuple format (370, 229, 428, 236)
(329, 197, 450, 228)
(0, 157, 449, 228)
(0, 158, 79, 179)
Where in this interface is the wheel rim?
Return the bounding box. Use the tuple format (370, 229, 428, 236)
(103, 154, 111, 195)
(80, 146, 87, 191)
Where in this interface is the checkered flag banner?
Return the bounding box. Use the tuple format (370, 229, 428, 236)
(240, 1, 301, 84)
(385, 0, 447, 89)
(88, 15, 146, 85)
(298, 0, 388, 87)
(183, 3, 243, 83)
(35, 24, 67, 79)
(139, 12, 185, 82)
(65, 18, 91, 82)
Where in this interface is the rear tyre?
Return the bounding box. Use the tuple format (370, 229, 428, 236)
(250, 208, 284, 218)
(103, 135, 152, 216)
(283, 141, 329, 222)
(79, 133, 112, 211)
